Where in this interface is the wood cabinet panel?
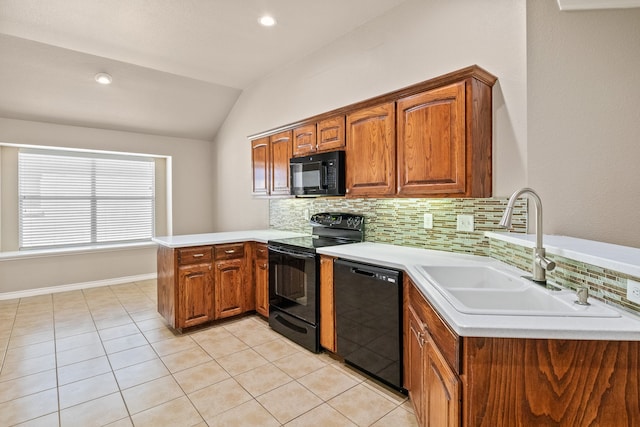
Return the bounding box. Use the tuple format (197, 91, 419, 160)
(292, 124, 317, 157)
(214, 243, 245, 260)
(397, 82, 466, 196)
(254, 243, 269, 317)
(319, 255, 336, 352)
(346, 102, 396, 197)
(270, 130, 292, 196)
(177, 246, 213, 264)
(177, 262, 214, 328)
(463, 337, 640, 427)
(251, 137, 270, 196)
(407, 304, 426, 425)
(214, 257, 244, 319)
(425, 338, 460, 427)
(317, 116, 345, 152)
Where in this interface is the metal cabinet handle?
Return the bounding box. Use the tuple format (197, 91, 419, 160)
(224, 249, 235, 254)
(192, 253, 204, 258)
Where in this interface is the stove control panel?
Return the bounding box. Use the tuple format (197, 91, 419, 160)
(310, 212, 364, 231)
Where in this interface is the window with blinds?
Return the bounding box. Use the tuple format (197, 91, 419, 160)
(19, 150, 155, 250)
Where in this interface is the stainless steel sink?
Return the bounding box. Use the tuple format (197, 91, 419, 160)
(417, 265, 620, 318)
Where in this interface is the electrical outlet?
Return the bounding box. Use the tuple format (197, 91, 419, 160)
(456, 214, 474, 232)
(304, 209, 310, 221)
(627, 279, 640, 304)
(423, 213, 433, 229)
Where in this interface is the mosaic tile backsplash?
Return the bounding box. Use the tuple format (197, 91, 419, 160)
(270, 197, 527, 257)
(270, 197, 640, 316)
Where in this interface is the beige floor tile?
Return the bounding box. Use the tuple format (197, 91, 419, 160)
(128, 309, 162, 322)
(131, 395, 204, 427)
(0, 388, 58, 426)
(55, 331, 101, 353)
(56, 342, 105, 367)
(253, 338, 301, 362)
(198, 335, 248, 359)
(285, 403, 357, 427)
(8, 331, 54, 349)
(256, 381, 323, 424)
(206, 399, 280, 427)
(102, 332, 148, 354)
(151, 335, 197, 357)
(235, 363, 293, 397)
(134, 317, 167, 332)
(59, 392, 129, 427)
(58, 371, 119, 409)
(121, 375, 185, 415)
(0, 353, 56, 381)
(273, 351, 328, 379)
(160, 347, 212, 373)
(297, 365, 360, 401)
(0, 369, 57, 404)
(113, 358, 170, 390)
(54, 322, 97, 339)
(142, 326, 179, 343)
(189, 378, 253, 420)
(108, 344, 157, 370)
(371, 406, 419, 427)
(3, 340, 55, 364)
(190, 325, 234, 343)
(172, 360, 230, 394)
(98, 323, 140, 341)
(216, 348, 270, 376)
(363, 379, 409, 405)
(94, 315, 134, 331)
(14, 412, 60, 426)
(57, 356, 112, 386)
(103, 417, 134, 427)
(328, 383, 397, 426)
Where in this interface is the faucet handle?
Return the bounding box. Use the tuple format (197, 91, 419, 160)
(575, 287, 590, 306)
(536, 254, 556, 272)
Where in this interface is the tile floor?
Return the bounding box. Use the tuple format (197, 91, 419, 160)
(0, 280, 418, 426)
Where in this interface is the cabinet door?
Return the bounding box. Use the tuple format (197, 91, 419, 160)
(270, 130, 293, 196)
(346, 102, 396, 197)
(317, 116, 345, 152)
(397, 82, 466, 196)
(407, 304, 426, 425)
(254, 243, 269, 317)
(251, 137, 270, 196)
(214, 258, 244, 319)
(425, 338, 460, 427)
(292, 124, 317, 157)
(177, 263, 214, 328)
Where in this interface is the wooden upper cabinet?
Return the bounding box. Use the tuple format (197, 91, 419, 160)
(251, 137, 270, 196)
(292, 124, 317, 157)
(345, 102, 396, 197)
(397, 78, 493, 197)
(270, 130, 293, 196)
(317, 116, 345, 152)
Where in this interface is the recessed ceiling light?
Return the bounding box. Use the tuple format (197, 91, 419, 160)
(94, 72, 112, 85)
(259, 15, 276, 27)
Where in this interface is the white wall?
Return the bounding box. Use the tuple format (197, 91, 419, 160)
(528, 1, 640, 247)
(0, 117, 214, 293)
(212, 0, 528, 231)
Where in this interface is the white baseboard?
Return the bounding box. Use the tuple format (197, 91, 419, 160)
(0, 273, 158, 301)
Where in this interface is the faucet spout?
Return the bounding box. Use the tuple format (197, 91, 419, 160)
(500, 188, 556, 285)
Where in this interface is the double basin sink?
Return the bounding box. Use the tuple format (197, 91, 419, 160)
(417, 265, 620, 318)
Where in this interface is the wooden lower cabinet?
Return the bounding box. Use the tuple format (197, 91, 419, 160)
(404, 275, 640, 427)
(157, 241, 255, 329)
(254, 243, 269, 317)
(319, 255, 336, 352)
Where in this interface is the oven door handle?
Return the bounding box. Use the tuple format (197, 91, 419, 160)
(268, 246, 316, 259)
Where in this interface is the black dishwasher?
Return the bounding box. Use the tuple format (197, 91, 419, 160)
(333, 259, 404, 392)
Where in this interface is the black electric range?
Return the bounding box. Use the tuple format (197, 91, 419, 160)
(267, 212, 364, 352)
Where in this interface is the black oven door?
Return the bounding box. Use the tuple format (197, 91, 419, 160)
(268, 245, 318, 324)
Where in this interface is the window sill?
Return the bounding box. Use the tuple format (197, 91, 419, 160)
(0, 241, 157, 261)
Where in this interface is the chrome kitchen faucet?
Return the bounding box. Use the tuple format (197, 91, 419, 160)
(499, 188, 556, 286)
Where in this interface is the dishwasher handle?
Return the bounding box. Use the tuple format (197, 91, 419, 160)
(351, 267, 376, 277)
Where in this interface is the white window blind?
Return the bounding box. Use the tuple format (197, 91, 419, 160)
(19, 150, 155, 250)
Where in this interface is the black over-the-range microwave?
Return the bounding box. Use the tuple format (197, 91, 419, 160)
(290, 150, 345, 197)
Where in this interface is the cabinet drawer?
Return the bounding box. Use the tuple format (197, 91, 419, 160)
(215, 243, 245, 260)
(409, 282, 460, 373)
(177, 246, 213, 265)
(255, 243, 268, 259)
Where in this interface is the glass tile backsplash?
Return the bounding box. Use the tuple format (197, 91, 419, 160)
(269, 197, 527, 257)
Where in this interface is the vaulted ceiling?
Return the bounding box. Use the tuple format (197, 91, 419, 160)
(0, 0, 407, 140)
